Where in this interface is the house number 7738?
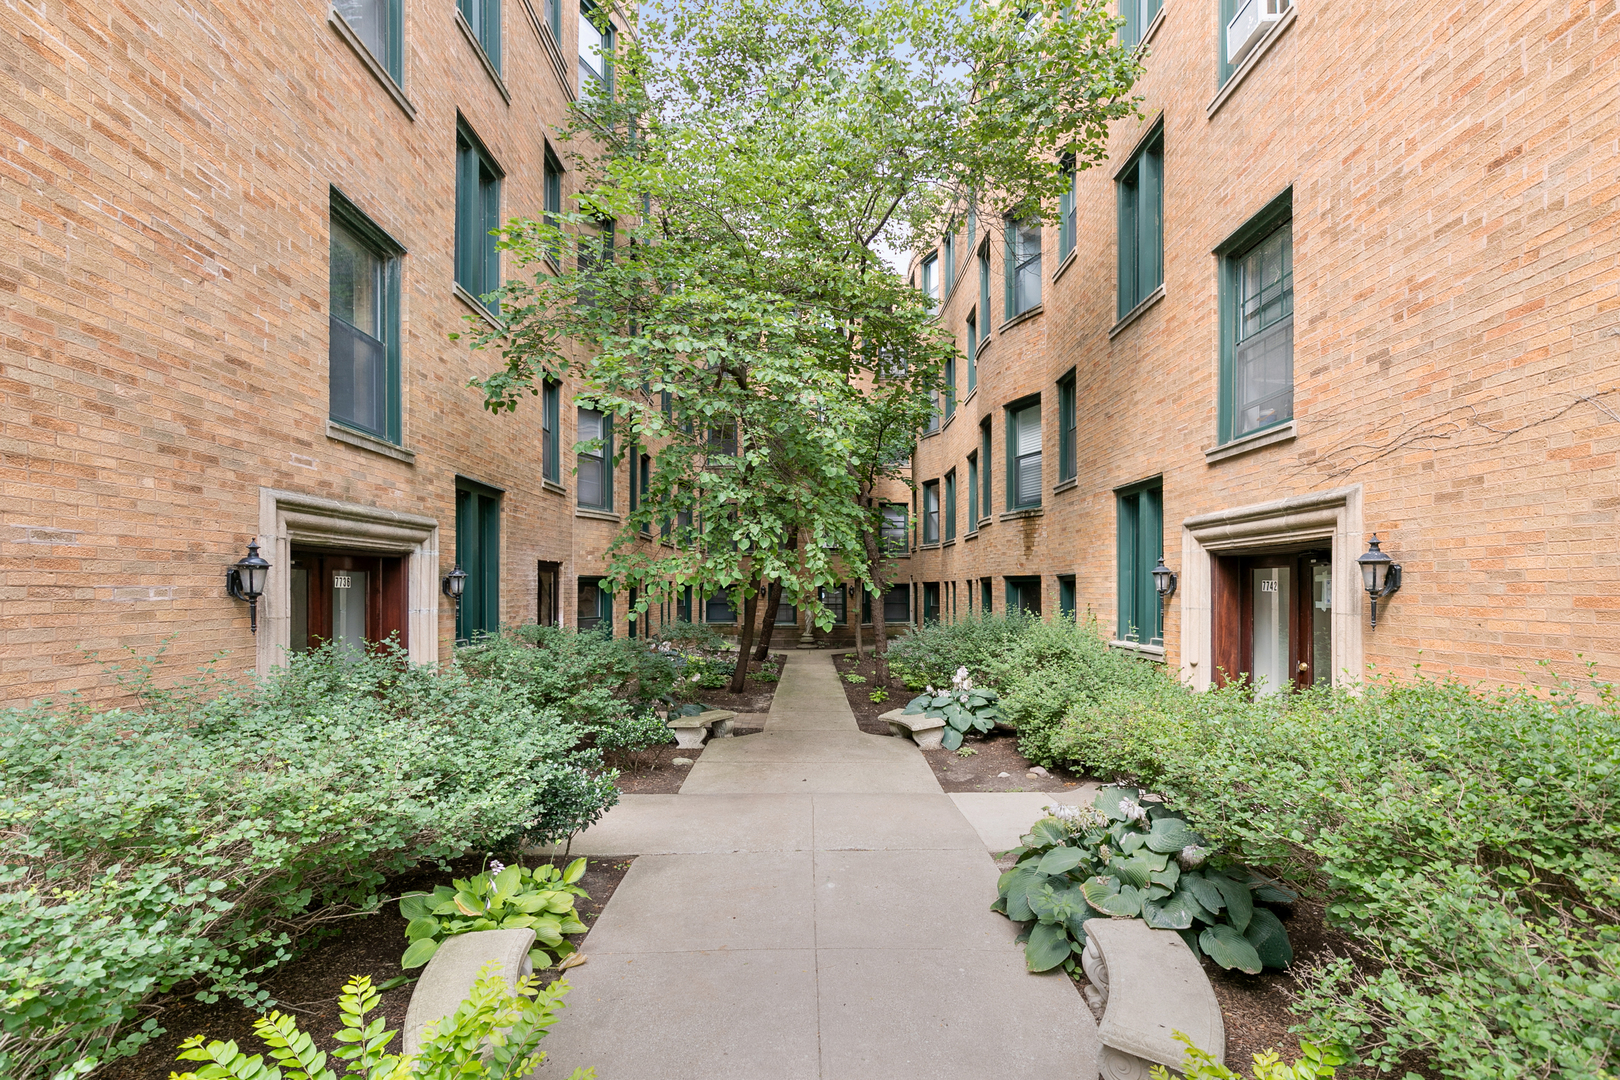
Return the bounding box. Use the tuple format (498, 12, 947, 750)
(333, 574, 352, 589)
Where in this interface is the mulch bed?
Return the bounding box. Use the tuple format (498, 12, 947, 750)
(99, 855, 635, 1080)
(669, 651, 786, 714)
(609, 718, 767, 793)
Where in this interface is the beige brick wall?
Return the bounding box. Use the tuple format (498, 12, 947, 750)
(909, 1, 1620, 686)
(0, 0, 647, 704)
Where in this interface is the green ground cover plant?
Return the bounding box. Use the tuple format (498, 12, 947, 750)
(0, 644, 620, 1080)
(171, 969, 592, 1080)
(1150, 1033, 1346, 1080)
(400, 859, 590, 971)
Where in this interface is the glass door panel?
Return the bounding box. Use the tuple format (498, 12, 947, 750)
(1310, 559, 1333, 687)
(331, 569, 369, 661)
(1249, 566, 1291, 696)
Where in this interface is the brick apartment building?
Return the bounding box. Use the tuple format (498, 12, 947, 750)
(905, 0, 1620, 690)
(0, 0, 692, 705)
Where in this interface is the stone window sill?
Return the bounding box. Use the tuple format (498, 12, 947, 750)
(329, 9, 416, 120)
(454, 283, 505, 331)
(575, 507, 620, 522)
(942, 538, 956, 548)
(920, 541, 941, 550)
(1136, 4, 1167, 53)
(455, 10, 512, 104)
(1204, 419, 1297, 464)
(1110, 640, 1167, 662)
(1207, 5, 1298, 119)
(999, 506, 1044, 522)
(1109, 284, 1166, 339)
(517, 0, 571, 95)
(999, 304, 1043, 334)
(1052, 247, 1079, 285)
(327, 421, 415, 463)
(964, 530, 978, 540)
(977, 517, 993, 530)
(542, 479, 566, 495)
(1053, 477, 1078, 494)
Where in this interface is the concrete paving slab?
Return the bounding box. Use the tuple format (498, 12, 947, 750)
(582, 852, 816, 953)
(949, 786, 1100, 853)
(696, 729, 922, 764)
(766, 709, 863, 731)
(535, 949, 821, 1080)
(680, 759, 941, 794)
(815, 948, 1095, 1080)
(809, 793, 986, 851)
(530, 794, 813, 855)
(813, 848, 1018, 951)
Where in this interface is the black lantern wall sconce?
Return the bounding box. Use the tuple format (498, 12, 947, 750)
(1152, 555, 1178, 610)
(226, 540, 271, 634)
(1356, 534, 1403, 629)
(442, 565, 468, 612)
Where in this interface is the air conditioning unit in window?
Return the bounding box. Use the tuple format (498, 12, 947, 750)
(1226, 0, 1290, 67)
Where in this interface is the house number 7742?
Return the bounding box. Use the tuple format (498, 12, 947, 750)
(1260, 579, 1278, 593)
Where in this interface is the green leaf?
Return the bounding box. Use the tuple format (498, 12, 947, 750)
(941, 726, 964, 751)
(1024, 818, 1070, 848)
(1199, 924, 1263, 973)
(398, 893, 433, 921)
(400, 938, 439, 970)
(1036, 846, 1087, 876)
(1150, 860, 1180, 891)
(1244, 907, 1293, 969)
(1092, 785, 1142, 821)
(1142, 888, 1200, 930)
(1081, 875, 1144, 917)
(1210, 873, 1254, 934)
(492, 864, 522, 899)
(1145, 817, 1200, 854)
(562, 857, 587, 884)
(1183, 872, 1225, 915)
(404, 916, 440, 941)
(946, 709, 972, 732)
(1001, 866, 1047, 922)
(1118, 830, 1147, 854)
(1024, 921, 1073, 972)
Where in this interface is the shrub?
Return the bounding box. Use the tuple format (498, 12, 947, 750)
(458, 625, 680, 723)
(902, 667, 1004, 750)
(654, 619, 727, 652)
(401, 859, 589, 970)
(0, 644, 616, 1080)
(885, 611, 1038, 688)
(170, 969, 593, 1080)
(1041, 668, 1620, 1080)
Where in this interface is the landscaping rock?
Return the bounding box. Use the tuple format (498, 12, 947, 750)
(671, 757, 694, 766)
(1029, 765, 1050, 777)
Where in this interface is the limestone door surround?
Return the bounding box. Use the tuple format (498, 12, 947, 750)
(254, 487, 441, 674)
(1178, 485, 1365, 691)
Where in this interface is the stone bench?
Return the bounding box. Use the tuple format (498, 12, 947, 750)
(403, 928, 535, 1054)
(1080, 919, 1224, 1080)
(667, 708, 736, 749)
(877, 707, 947, 750)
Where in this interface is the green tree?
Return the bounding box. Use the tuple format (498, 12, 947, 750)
(463, 0, 1141, 689)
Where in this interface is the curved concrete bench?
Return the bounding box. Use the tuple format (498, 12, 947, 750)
(402, 928, 535, 1054)
(1081, 919, 1224, 1079)
(667, 708, 736, 749)
(877, 707, 947, 750)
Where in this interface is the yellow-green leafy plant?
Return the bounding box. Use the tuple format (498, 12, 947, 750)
(170, 969, 592, 1080)
(1148, 1032, 1346, 1080)
(400, 860, 588, 971)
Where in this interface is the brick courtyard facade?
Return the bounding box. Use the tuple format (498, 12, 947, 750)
(905, 1, 1620, 689)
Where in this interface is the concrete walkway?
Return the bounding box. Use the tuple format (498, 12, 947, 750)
(537, 651, 1098, 1079)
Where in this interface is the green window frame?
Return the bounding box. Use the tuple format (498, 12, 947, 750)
(334, 0, 404, 82)
(542, 147, 564, 265)
(1005, 575, 1041, 616)
(578, 1, 614, 99)
(1116, 123, 1164, 320)
(576, 407, 614, 510)
(966, 452, 979, 532)
(922, 582, 940, 624)
(1004, 217, 1042, 318)
(1219, 0, 1291, 85)
(943, 470, 956, 542)
(921, 480, 939, 544)
(978, 246, 991, 340)
(979, 418, 992, 520)
(455, 121, 503, 312)
(455, 478, 502, 643)
(458, 0, 501, 71)
(1218, 189, 1295, 443)
(1059, 574, 1077, 619)
(1121, 0, 1163, 50)
(965, 312, 978, 393)
(921, 253, 939, 313)
(942, 231, 955, 294)
(328, 189, 404, 445)
(943, 351, 956, 421)
(577, 576, 612, 633)
(1116, 478, 1164, 645)
(637, 452, 652, 534)
(980, 577, 993, 613)
(541, 379, 561, 484)
(543, 0, 562, 39)
(1058, 155, 1077, 262)
(966, 206, 976, 252)
(704, 589, 736, 624)
(1005, 397, 1041, 511)
(1057, 369, 1077, 482)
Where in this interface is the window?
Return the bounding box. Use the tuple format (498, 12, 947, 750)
(1006, 399, 1041, 510)
(541, 379, 561, 484)
(943, 470, 956, 542)
(980, 577, 993, 613)
(883, 584, 911, 624)
(1117, 124, 1164, 319)
(921, 254, 939, 313)
(1220, 197, 1295, 441)
(1219, 0, 1291, 85)
(1006, 576, 1042, 615)
(704, 590, 736, 623)
(455, 123, 502, 312)
(328, 192, 403, 443)
(923, 582, 941, 624)
(576, 407, 613, 510)
(542, 147, 564, 265)
(1057, 370, 1077, 483)
(824, 585, 847, 624)
(578, 1, 613, 99)
(537, 560, 560, 626)
(967, 452, 979, 531)
(1117, 479, 1164, 645)
(965, 312, 977, 393)
(943, 231, 955, 294)
(922, 480, 940, 544)
(455, 480, 501, 643)
(542, 0, 561, 39)
(1004, 217, 1042, 318)
(1058, 156, 1077, 262)
(775, 597, 797, 625)
(334, 0, 403, 82)
(978, 247, 991, 341)
(1059, 575, 1076, 618)
(577, 217, 614, 306)
(966, 205, 976, 252)
(881, 504, 909, 555)
(637, 453, 652, 533)
(458, 0, 500, 71)
(979, 418, 992, 520)
(578, 576, 612, 632)
(675, 584, 692, 622)
(943, 351, 956, 420)
(1121, 0, 1162, 50)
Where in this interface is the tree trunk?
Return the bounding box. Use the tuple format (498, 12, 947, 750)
(753, 579, 784, 660)
(730, 579, 761, 693)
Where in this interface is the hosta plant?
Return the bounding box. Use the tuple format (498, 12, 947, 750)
(171, 969, 593, 1080)
(400, 859, 589, 971)
(903, 667, 1003, 750)
(994, 786, 1295, 974)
